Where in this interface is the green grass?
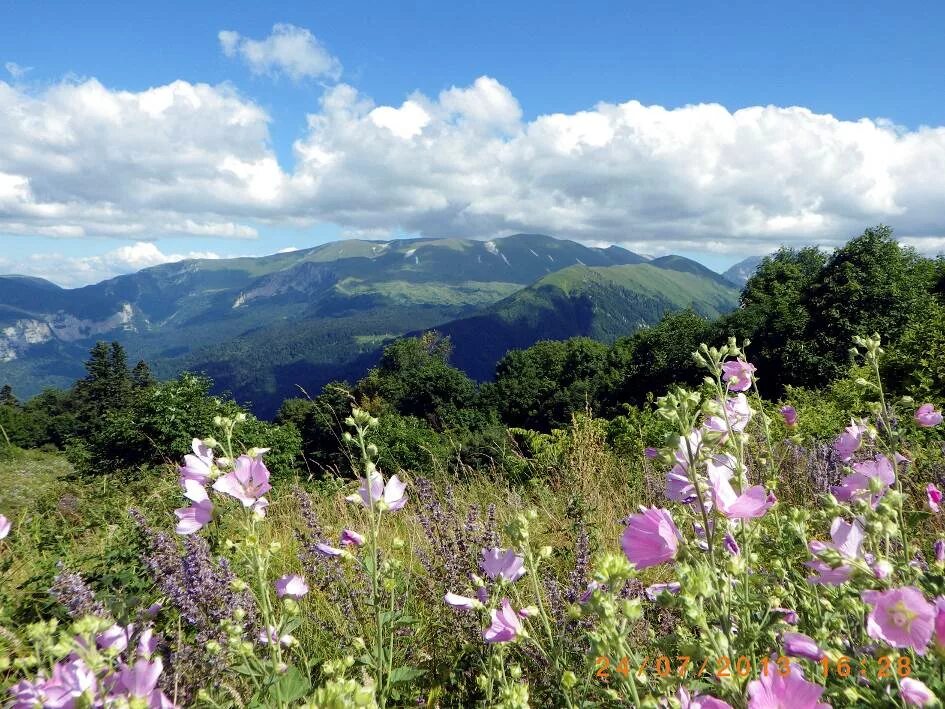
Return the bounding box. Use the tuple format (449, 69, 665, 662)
(0, 447, 74, 517)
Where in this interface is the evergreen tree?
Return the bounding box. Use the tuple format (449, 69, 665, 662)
(131, 360, 156, 389)
(0, 384, 18, 408)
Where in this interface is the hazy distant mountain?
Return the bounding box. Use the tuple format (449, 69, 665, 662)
(722, 255, 767, 288)
(0, 234, 736, 416)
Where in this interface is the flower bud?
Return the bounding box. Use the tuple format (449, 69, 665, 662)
(233, 607, 246, 621)
(539, 545, 553, 559)
(510, 664, 523, 680)
(392, 537, 405, 550)
(561, 671, 577, 690)
(235, 412, 248, 423)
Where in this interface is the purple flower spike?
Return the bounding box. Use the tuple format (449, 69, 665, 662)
(275, 574, 309, 599)
(480, 548, 526, 582)
(483, 598, 523, 643)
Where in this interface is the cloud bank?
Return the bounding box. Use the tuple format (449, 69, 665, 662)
(0, 242, 220, 288)
(2, 61, 945, 259)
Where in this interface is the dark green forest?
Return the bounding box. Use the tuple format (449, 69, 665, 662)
(2, 226, 943, 478)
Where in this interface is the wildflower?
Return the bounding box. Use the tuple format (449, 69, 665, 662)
(445, 592, 482, 610)
(480, 548, 526, 582)
(275, 574, 309, 599)
(772, 607, 799, 625)
(705, 394, 753, 439)
(780, 405, 798, 427)
(806, 517, 864, 585)
(174, 480, 213, 535)
(936, 539, 945, 564)
(871, 559, 893, 580)
(43, 659, 97, 707)
(115, 658, 168, 703)
(138, 627, 158, 659)
(644, 447, 659, 459)
(620, 507, 681, 569)
(179, 438, 214, 483)
(259, 626, 295, 647)
(781, 631, 825, 661)
(722, 359, 756, 391)
(644, 581, 681, 601)
(315, 542, 345, 558)
(833, 421, 868, 461)
(579, 580, 602, 604)
(706, 454, 774, 519)
(746, 656, 829, 709)
(862, 587, 935, 654)
(931, 597, 945, 653)
(340, 529, 365, 546)
(483, 599, 524, 643)
(666, 463, 698, 504)
(723, 532, 740, 556)
(0, 514, 9, 539)
(346, 471, 407, 511)
(915, 403, 943, 428)
(212, 454, 272, 507)
(900, 677, 936, 706)
(677, 688, 734, 709)
(97, 623, 133, 653)
(832, 454, 895, 505)
(927, 484, 942, 514)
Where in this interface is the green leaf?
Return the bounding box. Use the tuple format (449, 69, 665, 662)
(388, 666, 425, 685)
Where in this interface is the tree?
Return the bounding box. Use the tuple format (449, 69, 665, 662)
(718, 246, 827, 394)
(131, 360, 156, 389)
(489, 337, 608, 430)
(0, 385, 19, 408)
(357, 332, 477, 430)
(803, 226, 935, 385)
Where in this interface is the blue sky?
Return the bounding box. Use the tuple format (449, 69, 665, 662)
(2, 0, 945, 284)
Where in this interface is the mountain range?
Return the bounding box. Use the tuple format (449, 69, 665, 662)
(0, 234, 747, 416)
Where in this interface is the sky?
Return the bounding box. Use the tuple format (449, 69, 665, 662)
(2, 0, 945, 286)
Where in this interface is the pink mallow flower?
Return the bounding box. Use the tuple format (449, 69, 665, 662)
(900, 677, 937, 706)
(933, 597, 945, 652)
(340, 529, 365, 546)
(677, 688, 734, 709)
(346, 471, 407, 511)
(915, 404, 943, 428)
(179, 438, 214, 484)
(444, 592, 482, 611)
(747, 656, 829, 709)
(115, 657, 172, 706)
(212, 454, 272, 507)
(620, 507, 681, 569)
(43, 658, 98, 707)
(832, 453, 895, 505)
(781, 631, 825, 661)
(480, 548, 526, 582)
(805, 517, 864, 585)
(274, 574, 309, 599)
(833, 421, 868, 461)
(704, 394, 753, 439)
(0, 514, 9, 540)
(780, 405, 797, 427)
(862, 587, 935, 655)
(722, 359, 756, 392)
(706, 454, 774, 520)
(174, 479, 213, 535)
(927, 484, 942, 514)
(483, 599, 524, 643)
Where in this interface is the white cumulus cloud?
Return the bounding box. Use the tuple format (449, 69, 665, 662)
(219, 24, 342, 81)
(4, 62, 31, 79)
(2, 69, 945, 257)
(0, 242, 220, 287)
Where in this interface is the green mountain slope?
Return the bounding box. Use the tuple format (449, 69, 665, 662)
(433, 262, 739, 380)
(0, 234, 653, 415)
